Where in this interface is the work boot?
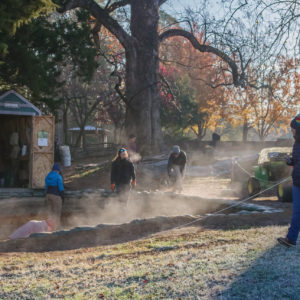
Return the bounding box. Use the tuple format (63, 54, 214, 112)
(277, 237, 296, 248)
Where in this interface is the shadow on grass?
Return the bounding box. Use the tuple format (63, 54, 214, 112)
(218, 243, 300, 299)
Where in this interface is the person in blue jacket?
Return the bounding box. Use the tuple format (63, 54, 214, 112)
(278, 114, 300, 247)
(45, 163, 64, 227)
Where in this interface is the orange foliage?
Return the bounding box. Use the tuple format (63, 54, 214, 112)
(160, 31, 229, 136)
(224, 57, 299, 140)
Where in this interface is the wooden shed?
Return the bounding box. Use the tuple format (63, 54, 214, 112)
(0, 90, 54, 188)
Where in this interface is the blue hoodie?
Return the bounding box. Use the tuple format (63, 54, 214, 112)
(45, 171, 64, 196)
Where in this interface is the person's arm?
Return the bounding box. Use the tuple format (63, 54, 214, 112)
(56, 174, 64, 201)
(130, 162, 136, 181)
(180, 152, 187, 174)
(45, 176, 48, 192)
(57, 174, 64, 192)
(130, 162, 136, 187)
(111, 162, 116, 191)
(286, 156, 294, 166)
(287, 145, 296, 166)
(167, 155, 173, 176)
(111, 162, 116, 184)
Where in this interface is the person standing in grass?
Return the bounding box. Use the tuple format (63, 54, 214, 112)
(45, 163, 64, 227)
(111, 148, 136, 205)
(278, 114, 300, 247)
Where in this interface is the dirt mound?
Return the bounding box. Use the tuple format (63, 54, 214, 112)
(0, 188, 291, 252)
(0, 215, 196, 252)
(0, 190, 225, 240)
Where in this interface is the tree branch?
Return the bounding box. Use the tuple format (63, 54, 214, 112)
(57, 0, 132, 49)
(158, 0, 168, 6)
(159, 29, 245, 87)
(107, 0, 131, 12)
(92, 20, 101, 49)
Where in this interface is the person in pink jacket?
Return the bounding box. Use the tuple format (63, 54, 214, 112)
(9, 219, 56, 240)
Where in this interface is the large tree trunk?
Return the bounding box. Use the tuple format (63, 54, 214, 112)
(125, 0, 163, 155)
(55, 109, 65, 145)
(58, 0, 243, 155)
(197, 124, 207, 141)
(63, 108, 69, 145)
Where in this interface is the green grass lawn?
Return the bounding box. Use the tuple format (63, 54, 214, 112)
(1, 226, 300, 299)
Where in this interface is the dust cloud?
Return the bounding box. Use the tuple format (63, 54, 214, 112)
(64, 188, 226, 230)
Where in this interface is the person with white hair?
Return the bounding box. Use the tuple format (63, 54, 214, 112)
(167, 145, 187, 193)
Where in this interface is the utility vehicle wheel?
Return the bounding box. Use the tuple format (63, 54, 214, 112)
(277, 183, 293, 202)
(247, 177, 260, 196)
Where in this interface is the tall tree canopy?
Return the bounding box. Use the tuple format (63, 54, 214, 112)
(0, 11, 98, 109)
(54, 0, 246, 154)
(0, 0, 54, 58)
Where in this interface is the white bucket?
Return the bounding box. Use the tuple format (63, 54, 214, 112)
(59, 145, 71, 167)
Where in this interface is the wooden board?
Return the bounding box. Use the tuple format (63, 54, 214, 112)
(30, 116, 54, 188)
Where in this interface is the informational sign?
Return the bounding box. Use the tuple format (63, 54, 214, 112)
(4, 103, 19, 108)
(38, 131, 48, 147)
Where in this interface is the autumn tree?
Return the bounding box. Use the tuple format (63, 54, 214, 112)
(160, 31, 227, 139)
(55, 0, 247, 154)
(225, 57, 299, 141)
(224, 86, 253, 141)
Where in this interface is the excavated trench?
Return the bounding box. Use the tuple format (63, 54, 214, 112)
(0, 189, 281, 252)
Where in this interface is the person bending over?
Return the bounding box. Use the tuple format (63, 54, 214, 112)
(167, 145, 187, 193)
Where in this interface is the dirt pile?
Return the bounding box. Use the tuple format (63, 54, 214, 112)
(0, 215, 197, 252)
(0, 190, 225, 240)
(0, 189, 290, 252)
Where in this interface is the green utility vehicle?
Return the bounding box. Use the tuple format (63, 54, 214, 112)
(247, 147, 293, 202)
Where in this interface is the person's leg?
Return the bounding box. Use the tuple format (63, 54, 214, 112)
(287, 185, 300, 244)
(178, 169, 184, 192)
(46, 194, 55, 217)
(116, 184, 130, 206)
(46, 194, 62, 227)
(123, 185, 131, 206)
(52, 195, 62, 227)
(168, 169, 176, 191)
(174, 166, 182, 192)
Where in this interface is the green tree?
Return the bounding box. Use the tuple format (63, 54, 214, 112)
(0, 0, 54, 58)
(161, 74, 205, 138)
(0, 11, 98, 110)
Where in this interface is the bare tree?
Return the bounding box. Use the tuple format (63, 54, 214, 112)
(61, 67, 117, 151)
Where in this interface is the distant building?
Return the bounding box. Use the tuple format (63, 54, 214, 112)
(0, 90, 54, 188)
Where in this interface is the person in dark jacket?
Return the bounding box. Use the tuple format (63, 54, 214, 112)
(111, 148, 136, 205)
(278, 114, 300, 247)
(167, 145, 187, 193)
(45, 163, 64, 227)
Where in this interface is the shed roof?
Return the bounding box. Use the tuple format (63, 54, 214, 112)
(0, 90, 41, 116)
